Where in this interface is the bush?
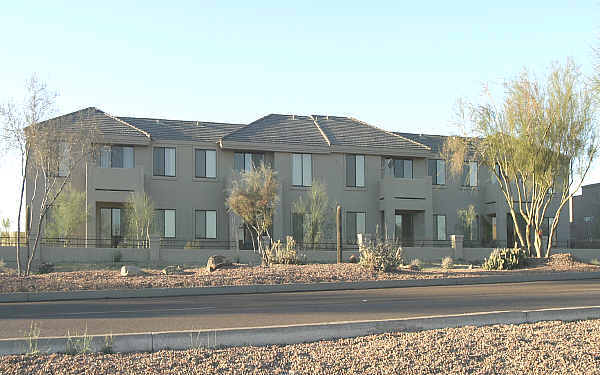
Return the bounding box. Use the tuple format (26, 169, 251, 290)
(482, 247, 528, 270)
(359, 240, 404, 272)
(37, 262, 54, 274)
(265, 236, 306, 265)
(441, 256, 454, 270)
(410, 258, 422, 270)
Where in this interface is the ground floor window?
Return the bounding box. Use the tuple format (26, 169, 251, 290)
(155, 209, 176, 238)
(346, 211, 366, 244)
(433, 214, 446, 241)
(195, 210, 217, 239)
(99, 207, 123, 247)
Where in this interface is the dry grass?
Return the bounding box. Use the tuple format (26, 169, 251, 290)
(2, 319, 600, 374)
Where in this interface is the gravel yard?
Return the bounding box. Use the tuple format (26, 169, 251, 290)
(1, 253, 598, 293)
(3, 319, 600, 374)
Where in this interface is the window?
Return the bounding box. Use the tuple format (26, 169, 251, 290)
(491, 215, 497, 241)
(99, 145, 134, 169)
(292, 154, 312, 186)
(584, 216, 594, 240)
(292, 212, 304, 243)
(234, 152, 264, 172)
(346, 211, 366, 243)
(99, 207, 122, 247)
(346, 154, 365, 187)
(428, 159, 445, 185)
(153, 147, 176, 177)
(433, 215, 446, 240)
(195, 149, 217, 178)
(195, 210, 216, 239)
(155, 209, 176, 238)
(462, 161, 478, 187)
(543, 217, 556, 237)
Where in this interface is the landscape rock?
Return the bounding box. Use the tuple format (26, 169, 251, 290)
(120, 265, 146, 276)
(206, 255, 232, 272)
(348, 254, 358, 263)
(161, 265, 185, 275)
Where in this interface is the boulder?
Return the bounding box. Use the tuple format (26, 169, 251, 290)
(162, 265, 185, 275)
(348, 254, 358, 263)
(120, 265, 146, 276)
(206, 255, 232, 272)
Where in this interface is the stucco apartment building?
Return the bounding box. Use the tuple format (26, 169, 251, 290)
(28, 107, 570, 249)
(571, 183, 600, 245)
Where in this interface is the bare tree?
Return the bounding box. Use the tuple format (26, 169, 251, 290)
(226, 163, 279, 263)
(444, 60, 598, 257)
(25, 108, 99, 274)
(126, 192, 155, 247)
(0, 75, 56, 275)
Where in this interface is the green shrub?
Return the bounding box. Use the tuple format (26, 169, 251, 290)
(265, 236, 306, 265)
(37, 262, 54, 274)
(441, 256, 454, 270)
(482, 247, 528, 270)
(590, 258, 600, 266)
(359, 240, 404, 272)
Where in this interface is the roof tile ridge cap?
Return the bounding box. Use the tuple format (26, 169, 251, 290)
(220, 113, 272, 141)
(347, 116, 431, 151)
(309, 115, 331, 147)
(96, 108, 151, 139)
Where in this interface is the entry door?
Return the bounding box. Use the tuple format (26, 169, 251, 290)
(99, 208, 122, 247)
(395, 213, 415, 245)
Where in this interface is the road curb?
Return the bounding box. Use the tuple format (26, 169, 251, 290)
(2, 271, 600, 303)
(1, 306, 599, 355)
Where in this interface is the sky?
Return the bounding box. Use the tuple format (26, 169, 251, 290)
(0, 1, 598, 229)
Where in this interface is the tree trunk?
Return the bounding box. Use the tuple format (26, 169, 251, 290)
(26, 216, 44, 276)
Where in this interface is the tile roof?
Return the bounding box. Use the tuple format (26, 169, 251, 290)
(117, 116, 245, 143)
(221, 114, 330, 148)
(313, 116, 431, 153)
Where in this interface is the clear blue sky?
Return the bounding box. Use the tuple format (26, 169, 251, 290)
(0, 2, 598, 228)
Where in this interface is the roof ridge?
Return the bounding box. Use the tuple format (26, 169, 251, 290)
(120, 116, 245, 127)
(309, 115, 331, 147)
(220, 113, 273, 142)
(348, 117, 431, 151)
(96, 108, 151, 139)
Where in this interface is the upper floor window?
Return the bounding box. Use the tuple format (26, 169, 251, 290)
(463, 161, 478, 187)
(428, 159, 445, 185)
(195, 210, 217, 239)
(346, 154, 365, 187)
(292, 153, 312, 187)
(99, 145, 134, 169)
(195, 149, 216, 178)
(155, 209, 176, 238)
(383, 158, 413, 179)
(153, 147, 176, 177)
(234, 152, 264, 172)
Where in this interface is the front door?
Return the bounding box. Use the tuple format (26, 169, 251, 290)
(99, 207, 122, 248)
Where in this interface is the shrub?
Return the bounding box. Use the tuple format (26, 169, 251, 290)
(37, 262, 54, 274)
(410, 258, 422, 270)
(590, 258, 600, 266)
(441, 256, 454, 270)
(482, 247, 528, 270)
(112, 250, 122, 263)
(359, 240, 404, 272)
(264, 236, 306, 265)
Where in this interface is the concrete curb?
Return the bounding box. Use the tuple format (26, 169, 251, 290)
(2, 271, 600, 303)
(1, 306, 599, 355)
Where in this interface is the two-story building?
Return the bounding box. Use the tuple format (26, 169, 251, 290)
(26, 107, 570, 249)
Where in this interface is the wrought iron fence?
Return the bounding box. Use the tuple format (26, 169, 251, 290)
(159, 239, 237, 250)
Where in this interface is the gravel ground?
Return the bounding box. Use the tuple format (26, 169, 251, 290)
(1, 253, 598, 293)
(2, 319, 600, 374)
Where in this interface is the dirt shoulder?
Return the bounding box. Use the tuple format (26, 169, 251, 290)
(3, 319, 600, 374)
(1, 253, 598, 294)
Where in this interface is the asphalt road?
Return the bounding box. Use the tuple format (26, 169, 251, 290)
(1, 280, 600, 339)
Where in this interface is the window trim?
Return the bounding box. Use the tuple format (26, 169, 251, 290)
(153, 146, 176, 177)
(195, 149, 217, 179)
(195, 209, 217, 239)
(292, 153, 312, 187)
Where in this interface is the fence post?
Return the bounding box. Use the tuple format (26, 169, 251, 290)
(149, 235, 161, 264)
(336, 205, 342, 263)
(451, 234, 464, 259)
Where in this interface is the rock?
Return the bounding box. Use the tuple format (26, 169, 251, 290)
(404, 264, 420, 271)
(348, 254, 358, 263)
(120, 265, 146, 276)
(206, 255, 232, 272)
(162, 265, 185, 275)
